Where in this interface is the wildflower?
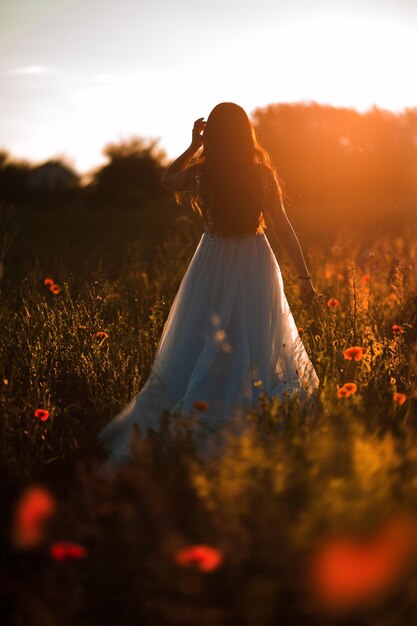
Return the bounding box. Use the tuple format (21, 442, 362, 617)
(44, 277, 54, 286)
(175, 544, 223, 572)
(337, 383, 357, 398)
(50, 541, 88, 561)
(34, 408, 49, 421)
(393, 393, 406, 406)
(95, 331, 109, 339)
(386, 293, 399, 305)
(392, 325, 405, 334)
(49, 284, 61, 295)
(308, 513, 417, 611)
(343, 347, 365, 361)
(11, 485, 56, 549)
(361, 274, 370, 284)
(327, 298, 340, 308)
(297, 327, 303, 335)
(337, 387, 350, 398)
(324, 269, 334, 280)
(193, 400, 209, 411)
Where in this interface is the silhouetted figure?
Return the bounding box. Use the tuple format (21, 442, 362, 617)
(96, 102, 319, 478)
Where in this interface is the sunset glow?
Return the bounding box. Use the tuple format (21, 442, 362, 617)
(0, 0, 416, 173)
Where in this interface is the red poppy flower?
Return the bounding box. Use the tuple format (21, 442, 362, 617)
(50, 284, 61, 295)
(337, 383, 357, 398)
(327, 298, 340, 308)
(386, 293, 399, 304)
(49, 541, 88, 561)
(337, 387, 350, 398)
(175, 544, 223, 572)
(343, 347, 365, 361)
(361, 274, 370, 284)
(297, 327, 303, 335)
(193, 400, 209, 411)
(11, 485, 56, 549)
(308, 513, 417, 611)
(44, 277, 54, 286)
(34, 408, 49, 421)
(393, 393, 406, 406)
(392, 325, 405, 334)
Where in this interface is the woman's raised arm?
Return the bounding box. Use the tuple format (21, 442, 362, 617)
(161, 145, 198, 191)
(161, 117, 206, 191)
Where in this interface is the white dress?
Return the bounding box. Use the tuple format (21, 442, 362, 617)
(96, 166, 319, 477)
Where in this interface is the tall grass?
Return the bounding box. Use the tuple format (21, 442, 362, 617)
(2, 204, 417, 625)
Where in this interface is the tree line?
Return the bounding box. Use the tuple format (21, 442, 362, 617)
(253, 102, 417, 233)
(0, 137, 169, 209)
(1, 102, 416, 233)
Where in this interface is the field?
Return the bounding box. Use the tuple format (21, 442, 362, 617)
(2, 199, 417, 626)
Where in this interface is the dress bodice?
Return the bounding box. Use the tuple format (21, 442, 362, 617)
(193, 165, 275, 238)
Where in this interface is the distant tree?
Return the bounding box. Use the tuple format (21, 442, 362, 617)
(0, 151, 8, 169)
(251, 102, 417, 234)
(0, 152, 82, 206)
(28, 159, 80, 191)
(87, 136, 170, 207)
(25, 159, 81, 207)
(401, 108, 417, 202)
(0, 150, 32, 204)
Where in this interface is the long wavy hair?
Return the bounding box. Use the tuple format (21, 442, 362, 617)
(175, 102, 286, 236)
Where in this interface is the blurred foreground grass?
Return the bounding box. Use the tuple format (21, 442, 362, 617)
(1, 201, 417, 625)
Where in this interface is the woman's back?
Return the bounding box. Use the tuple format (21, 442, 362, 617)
(191, 162, 274, 238)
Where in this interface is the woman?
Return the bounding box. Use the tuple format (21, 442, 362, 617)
(96, 102, 320, 478)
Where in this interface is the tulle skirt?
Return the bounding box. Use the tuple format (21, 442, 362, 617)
(96, 231, 319, 477)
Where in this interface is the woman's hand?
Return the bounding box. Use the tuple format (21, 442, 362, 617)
(298, 278, 317, 306)
(191, 117, 206, 150)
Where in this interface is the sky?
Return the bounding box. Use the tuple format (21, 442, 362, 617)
(1, 0, 416, 175)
